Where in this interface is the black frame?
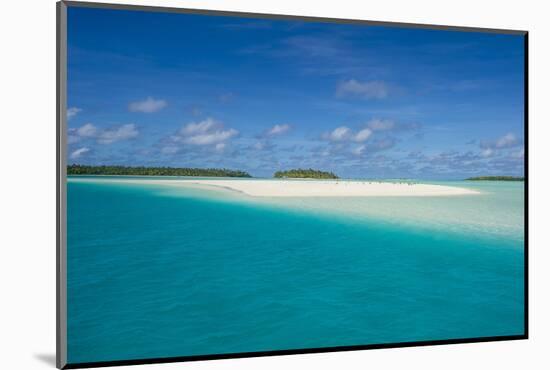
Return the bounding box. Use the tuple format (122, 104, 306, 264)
(56, 1, 529, 368)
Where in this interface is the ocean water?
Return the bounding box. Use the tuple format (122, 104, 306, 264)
(67, 177, 525, 364)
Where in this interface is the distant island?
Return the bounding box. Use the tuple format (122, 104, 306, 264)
(466, 176, 524, 181)
(274, 169, 339, 179)
(67, 164, 251, 177)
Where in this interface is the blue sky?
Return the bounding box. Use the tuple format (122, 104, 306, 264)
(67, 7, 525, 179)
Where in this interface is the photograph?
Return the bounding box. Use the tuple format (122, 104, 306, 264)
(63, 3, 526, 366)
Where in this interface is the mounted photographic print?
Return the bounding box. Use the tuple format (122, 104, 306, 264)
(57, 1, 528, 368)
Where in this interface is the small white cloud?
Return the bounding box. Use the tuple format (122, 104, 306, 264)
(323, 126, 373, 143)
(128, 97, 167, 113)
(185, 129, 238, 145)
(267, 124, 291, 136)
(172, 118, 238, 147)
(179, 118, 219, 136)
(480, 132, 521, 152)
(353, 128, 372, 142)
(77, 123, 98, 138)
(70, 123, 139, 145)
(67, 107, 82, 120)
(336, 79, 390, 100)
(495, 133, 518, 148)
(367, 119, 395, 131)
(480, 148, 494, 158)
(215, 143, 226, 152)
(97, 124, 139, 144)
(70, 147, 90, 160)
(352, 144, 366, 156)
(324, 126, 351, 142)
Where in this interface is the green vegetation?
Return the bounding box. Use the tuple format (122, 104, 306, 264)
(466, 176, 524, 181)
(273, 168, 339, 179)
(67, 164, 251, 177)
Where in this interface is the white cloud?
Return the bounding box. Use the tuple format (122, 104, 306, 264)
(70, 147, 90, 160)
(97, 124, 139, 144)
(128, 97, 167, 113)
(171, 118, 238, 147)
(185, 129, 238, 145)
(215, 143, 226, 152)
(69, 123, 139, 145)
(324, 126, 351, 142)
(67, 107, 81, 120)
(495, 133, 518, 148)
(336, 79, 390, 99)
(323, 126, 372, 143)
(352, 145, 366, 156)
(179, 118, 219, 136)
(480, 148, 494, 158)
(480, 133, 522, 154)
(353, 128, 372, 142)
(267, 124, 291, 136)
(77, 123, 98, 138)
(367, 118, 395, 131)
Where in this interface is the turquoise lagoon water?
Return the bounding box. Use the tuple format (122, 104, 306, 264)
(67, 177, 525, 363)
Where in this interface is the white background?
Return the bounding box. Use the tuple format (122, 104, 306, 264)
(1, 0, 548, 369)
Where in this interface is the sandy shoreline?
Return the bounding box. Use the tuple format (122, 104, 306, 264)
(70, 177, 480, 197)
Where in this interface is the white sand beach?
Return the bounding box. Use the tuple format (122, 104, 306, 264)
(181, 179, 480, 197)
(75, 178, 480, 197)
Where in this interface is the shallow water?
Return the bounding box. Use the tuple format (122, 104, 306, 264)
(67, 177, 525, 363)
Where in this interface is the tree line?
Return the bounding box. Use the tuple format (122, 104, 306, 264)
(67, 164, 251, 177)
(273, 168, 339, 179)
(466, 176, 524, 181)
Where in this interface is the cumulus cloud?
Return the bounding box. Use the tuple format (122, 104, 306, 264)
(354, 128, 372, 142)
(336, 79, 390, 99)
(267, 124, 291, 136)
(481, 132, 521, 150)
(67, 107, 81, 120)
(69, 123, 139, 145)
(171, 118, 238, 147)
(478, 133, 523, 159)
(495, 133, 519, 148)
(185, 130, 238, 145)
(97, 124, 139, 144)
(367, 118, 422, 134)
(179, 118, 219, 136)
(323, 126, 372, 143)
(480, 148, 494, 158)
(351, 145, 366, 156)
(70, 147, 90, 160)
(405, 148, 524, 178)
(128, 97, 167, 113)
(323, 126, 351, 142)
(77, 123, 98, 138)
